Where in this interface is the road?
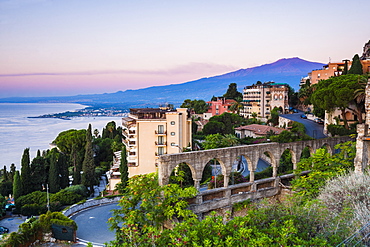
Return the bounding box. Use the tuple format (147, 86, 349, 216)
(71, 203, 120, 246)
(280, 112, 327, 139)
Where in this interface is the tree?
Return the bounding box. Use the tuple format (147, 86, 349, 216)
(348, 54, 363, 75)
(223, 83, 243, 100)
(229, 101, 244, 114)
(58, 153, 69, 190)
(203, 112, 245, 135)
(20, 148, 32, 196)
(269, 107, 280, 126)
(48, 149, 60, 194)
(180, 99, 208, 114)
(102, 121, 118, 139)
(30, 155, 47, 192)
(82, 124, 96, 195)
(13, 171, 21, 202)
(311, 74, 364, 128)
(118, 146, 129, 192)
(109, 173, 197, 246)
(202, 133, 240, 149)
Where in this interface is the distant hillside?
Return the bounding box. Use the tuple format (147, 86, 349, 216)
(0, 57, 324, 108)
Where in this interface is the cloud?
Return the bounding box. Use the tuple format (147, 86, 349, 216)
(0, 63, 238, 78)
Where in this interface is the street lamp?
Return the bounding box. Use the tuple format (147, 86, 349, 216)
(43, 184, 50, 211)
(173, 144, 183, 153)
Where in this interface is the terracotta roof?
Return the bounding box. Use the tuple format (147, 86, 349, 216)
(234, 124, 284, 135)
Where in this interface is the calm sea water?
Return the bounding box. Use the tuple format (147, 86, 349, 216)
(0, 103, 123, 169)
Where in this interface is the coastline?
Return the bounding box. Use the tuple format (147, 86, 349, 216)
(0, 103, 124, 169)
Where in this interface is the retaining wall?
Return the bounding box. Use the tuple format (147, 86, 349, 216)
(63, 197, 121, 217)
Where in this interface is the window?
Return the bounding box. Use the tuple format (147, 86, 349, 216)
(171, 142, 176, 146)
(170, 121, 175, 125)
(158, 125, 164, 134)
(158, 136, 164, 145)
(171, 132, 175, 136)
(158, 147, 164, 155)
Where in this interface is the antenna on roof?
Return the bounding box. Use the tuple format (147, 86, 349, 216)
(329, 57, 331, 63)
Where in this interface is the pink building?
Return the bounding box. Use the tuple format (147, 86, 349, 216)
(205, 97, 236, 118)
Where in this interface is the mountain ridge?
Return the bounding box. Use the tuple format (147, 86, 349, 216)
(0, 57, 324, 108)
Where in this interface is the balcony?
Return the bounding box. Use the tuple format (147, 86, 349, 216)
(123, 129, 136, 139)
(155, 141, 167, 146)
(155, 130, 167, 135)
(155, 152, 167, 156)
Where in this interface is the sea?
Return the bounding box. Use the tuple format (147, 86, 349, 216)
(0, 103, 124, 169)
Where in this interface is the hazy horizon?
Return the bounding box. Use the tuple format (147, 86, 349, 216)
(1, 0, 368, 98)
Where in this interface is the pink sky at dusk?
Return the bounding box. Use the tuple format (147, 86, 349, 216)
(0, 0, 369, 98)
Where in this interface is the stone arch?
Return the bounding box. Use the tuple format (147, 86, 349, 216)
(278, 148, 296, 175)
(249, 150, 276, 180)
(321, 143, 333, 154)
(202, 157, 227, 189)
(300, 146, 313, 160)
(228, 154, 252, 185)
(168, 162, 195, 187)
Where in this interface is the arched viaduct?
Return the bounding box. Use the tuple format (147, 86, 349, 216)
(158, 136, 352, 189)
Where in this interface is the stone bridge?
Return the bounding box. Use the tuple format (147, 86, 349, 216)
(158, 136, 352, 216)
(158, 136, 351, 188)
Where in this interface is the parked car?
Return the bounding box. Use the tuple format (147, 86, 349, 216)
(314, 118, 324, 124)
(293, 109, 298, 113)
(316, 119, 324, 124)
(0, 226, 9, 234)
(300, 114, 307, 119)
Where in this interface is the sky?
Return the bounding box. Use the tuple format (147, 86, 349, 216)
(0, 0, 369, 98)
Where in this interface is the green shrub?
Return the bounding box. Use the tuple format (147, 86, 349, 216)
(62, 184, 89, 197)
(51, 190, 84, 205)
(21, 203, 44, 216)
(327, 124, 356, 136)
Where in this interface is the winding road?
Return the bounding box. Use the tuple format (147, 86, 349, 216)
(280, 111, 327, 139)
(71, 203, 120, 246)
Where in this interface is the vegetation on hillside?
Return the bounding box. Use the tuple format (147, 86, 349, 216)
(108, 140, 365, 246)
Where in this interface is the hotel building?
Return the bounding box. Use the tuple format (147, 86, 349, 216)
(120, 107, 192, 177)
(240, 82, 289, 119)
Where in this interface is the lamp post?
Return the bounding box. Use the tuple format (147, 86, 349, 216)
(43, 184, 50, 211)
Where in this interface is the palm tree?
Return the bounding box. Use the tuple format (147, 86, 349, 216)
(229, 101, 244, 114)
(350, 75, 368, 124)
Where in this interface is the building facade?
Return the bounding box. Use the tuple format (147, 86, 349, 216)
(240, 82, 289, 119)
(309, 60, 370, 85)
(121, 107, 192, 177)
(204, 97, 236, 120)
(235, 124, 284, 138)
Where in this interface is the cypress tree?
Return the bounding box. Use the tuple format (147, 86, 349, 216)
(9, 164, 16, 182)
(20, 148, 32, 195)
(13, 171, 21, 202)
(82, 124, 95, 195)
(2, 166, 8, 182)
(119, 146, 129, 192)
(348, 54, 363, 75)
(223, 83, 243, 100)
(48, 150, 60, 193)
(30, 155, 46, 192)
(71, 144, 82, 185)
(59, 153, 69, 189)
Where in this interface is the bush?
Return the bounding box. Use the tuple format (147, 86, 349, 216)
(327, 124, 356, 136)
(51, 190, 84, 205)
(16, 191, 47, 213)
(318, 171, 370, 227)
(21, 203, 44, 216)
(63, 184, 89, 197)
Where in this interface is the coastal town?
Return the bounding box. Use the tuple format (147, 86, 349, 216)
(0, 0, 369, 244)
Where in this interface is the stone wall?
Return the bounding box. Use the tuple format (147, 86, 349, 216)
(62, 197, 121, 217)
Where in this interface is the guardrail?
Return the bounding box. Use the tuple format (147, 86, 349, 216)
(63, 196, 121, 217)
